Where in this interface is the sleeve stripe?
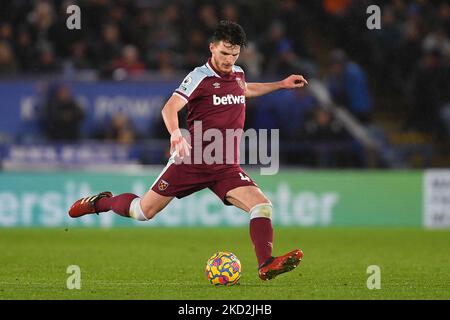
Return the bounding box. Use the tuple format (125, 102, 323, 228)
(185, 73, 207, 97)
(173, 91, 189, 103)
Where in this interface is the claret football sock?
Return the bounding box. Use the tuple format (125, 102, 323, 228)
(95, 193, 138, 217)
(249, 204, 274, 267)
(250, 217, 274, 267)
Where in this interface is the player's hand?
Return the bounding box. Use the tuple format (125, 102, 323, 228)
(281, 74, 308, 89)
(170, 128, 192, 158)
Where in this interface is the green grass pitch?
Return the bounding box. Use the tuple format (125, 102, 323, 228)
(0, 227, 449, 299)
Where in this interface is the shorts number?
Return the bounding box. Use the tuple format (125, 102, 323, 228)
(239, 172, 250, 182)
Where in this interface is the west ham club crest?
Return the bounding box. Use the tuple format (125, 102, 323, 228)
(158, 179, 169, 191)
(236, 77, 245, 90)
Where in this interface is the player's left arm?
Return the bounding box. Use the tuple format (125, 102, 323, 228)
(244, 74, 308, 98)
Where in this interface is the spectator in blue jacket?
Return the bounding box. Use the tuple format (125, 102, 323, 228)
(326, 49, 373, 123)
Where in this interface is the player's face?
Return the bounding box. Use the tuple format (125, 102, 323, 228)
(210, 41, 240, 74)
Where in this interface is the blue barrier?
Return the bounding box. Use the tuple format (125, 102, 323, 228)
(0, 80, 180, 141)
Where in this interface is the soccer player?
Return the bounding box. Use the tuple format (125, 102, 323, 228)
(69, 21, 307, 281)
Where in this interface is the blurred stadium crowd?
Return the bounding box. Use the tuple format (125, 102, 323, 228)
(0, 0, 449, 168)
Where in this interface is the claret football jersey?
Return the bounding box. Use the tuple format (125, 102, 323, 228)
(173, 59, 246, 166)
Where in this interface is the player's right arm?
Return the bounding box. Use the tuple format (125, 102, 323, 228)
(161, 94, 191, 158)
(162, 68, 206, 158)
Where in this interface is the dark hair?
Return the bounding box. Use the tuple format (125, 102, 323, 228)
(212, 20, 247, 47)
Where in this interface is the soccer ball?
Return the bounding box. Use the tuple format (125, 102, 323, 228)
(205, 251, 241, 286)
